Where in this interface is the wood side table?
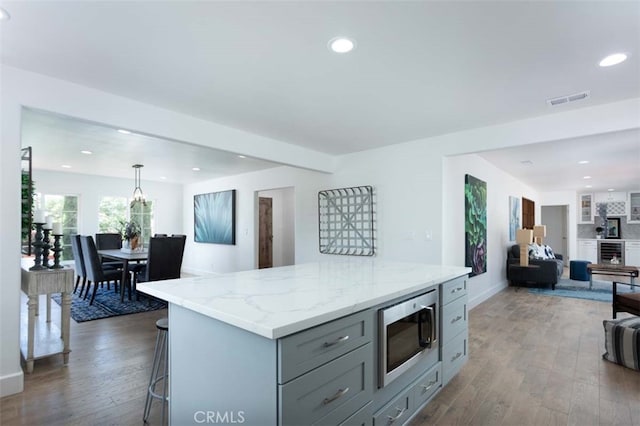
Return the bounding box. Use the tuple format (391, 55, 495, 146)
(586, 263, 639, 290)
(20, 262, 73, 373)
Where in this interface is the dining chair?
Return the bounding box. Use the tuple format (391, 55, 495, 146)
(70, 235, 87, 296)
(132, 235, 186, 299)
(95, 232, 125, 270)
(80, 235, 122, 305)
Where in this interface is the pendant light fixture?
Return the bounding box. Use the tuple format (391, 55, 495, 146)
(131, 164, 147, 208)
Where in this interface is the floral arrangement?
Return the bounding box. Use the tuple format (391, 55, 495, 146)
(119, 220, 141, 241)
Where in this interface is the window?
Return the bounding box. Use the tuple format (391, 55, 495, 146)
(98, 197, 154, 245)
(35, 193, 79, 261)
(130, 200, 154, 244)
(98, 197, 127, 232)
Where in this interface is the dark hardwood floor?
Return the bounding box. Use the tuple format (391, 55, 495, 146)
(2, 278, 639, 425)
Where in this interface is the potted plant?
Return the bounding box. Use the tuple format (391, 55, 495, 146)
(595, 226, 604, 239)
(119, 220, 141, 250)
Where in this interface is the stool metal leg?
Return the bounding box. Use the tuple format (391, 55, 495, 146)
(144, 327, 168, 424)
(161, 334, 168, 425)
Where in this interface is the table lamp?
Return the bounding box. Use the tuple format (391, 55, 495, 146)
(533, 225, 546, 245)
(517, 229, 533, 266)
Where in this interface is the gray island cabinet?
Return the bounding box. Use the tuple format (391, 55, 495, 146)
(138, 259, 470, 425)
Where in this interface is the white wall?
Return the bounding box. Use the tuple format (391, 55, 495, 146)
(2, 64, 639, 397)
(442, 154, 540, 308)
(258, 187, 295, 268)
(32, 170, 183, 237)
(183, 167, 330, 275)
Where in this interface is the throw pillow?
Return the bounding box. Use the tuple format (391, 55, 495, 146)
(528, 243, 555, 260)
(528, 243, 544, 260)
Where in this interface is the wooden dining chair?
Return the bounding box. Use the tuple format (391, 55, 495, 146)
(613, 281, 640, 318)
(80, 236, 122, 305)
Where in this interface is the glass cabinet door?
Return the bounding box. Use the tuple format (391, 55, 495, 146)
(628, 191, 640, 223)
(579, 193, 594, 224)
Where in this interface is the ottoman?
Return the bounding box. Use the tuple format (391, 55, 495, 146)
(603, 316, 640, 370)
(570, 260, 591, 281)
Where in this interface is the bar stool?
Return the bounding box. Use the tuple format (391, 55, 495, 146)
(144, 317, 169, 424)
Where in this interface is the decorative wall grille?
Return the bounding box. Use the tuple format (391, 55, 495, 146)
(318, 186, 375, 256)
(596, 202, 625, 216)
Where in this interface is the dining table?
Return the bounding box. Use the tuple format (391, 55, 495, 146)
(97, 249, 148, 301)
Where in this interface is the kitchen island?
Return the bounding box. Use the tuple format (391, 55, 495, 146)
(138, 258, 470, 425)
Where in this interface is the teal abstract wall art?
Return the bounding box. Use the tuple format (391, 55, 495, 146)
(194, 190, 236, 244)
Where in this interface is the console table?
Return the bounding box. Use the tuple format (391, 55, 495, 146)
(20, 262, 73, 373)
(587, 263, 639, 290)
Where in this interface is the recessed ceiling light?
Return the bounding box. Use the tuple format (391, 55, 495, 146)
(599, 53, 628, 67)
(160, 176, 167, 180)
(328, 37, 356, 53)
(117, 129, 131, 134)
(585, 185, 593, 188)
(583, 176, 592, 179)
(238, 155, 246, 159)
(578, 160, 589, 164)
(81, 150, 92, 155)
(61, 165, 71, 169)
(192, 167, 200, 171)
(0, 7, 10, 21)
(608, 188, 615, 192)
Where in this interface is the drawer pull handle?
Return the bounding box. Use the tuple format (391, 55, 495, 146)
(323, 335, 349, 348)
(387, 407, 406, 424)
(451, 287, 464, 294)
(420, 379, 438, 392)
(451, 352, 463, 362)
(451, 315, 463, 324)
(322, 387, 349, 405)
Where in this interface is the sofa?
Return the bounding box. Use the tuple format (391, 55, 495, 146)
(506, 244, 564, 290)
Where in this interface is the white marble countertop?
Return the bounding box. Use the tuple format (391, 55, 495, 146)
(137, 259, 470, 339)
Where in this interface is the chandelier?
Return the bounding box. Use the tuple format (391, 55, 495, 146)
(131, 164, 147, 208)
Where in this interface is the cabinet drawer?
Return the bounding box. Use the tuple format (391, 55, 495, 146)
(279, 310, 372, 383)
(372, 387, 412, 426)
(442, 330, 468, 386)
(626, 242, 640, 249)
(339, 402, 372, 426)
(441, 296, 467, 344)
(412, 362, 441, 409)
(441, 276, 467, 305)
(279, 343, 373, 426)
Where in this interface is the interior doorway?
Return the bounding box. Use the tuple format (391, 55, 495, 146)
(256, 187, 295, 269)
(541, 205, 568, 266)
(522, 197, 535, 229)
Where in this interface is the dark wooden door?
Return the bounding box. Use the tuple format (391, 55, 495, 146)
(522, 197, 535, 229)
(259, 197, 273, 269)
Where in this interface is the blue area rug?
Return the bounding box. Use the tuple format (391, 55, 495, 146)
(528, 277, 634, 302)
(52, 288, 166, 323)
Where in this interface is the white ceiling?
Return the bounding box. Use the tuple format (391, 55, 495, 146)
(2, 1, 639, 190)
(20, 108, 281, 184)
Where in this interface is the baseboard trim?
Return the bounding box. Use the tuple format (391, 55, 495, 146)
(0, 370, 24, 397)
(469, 279, 508, 310)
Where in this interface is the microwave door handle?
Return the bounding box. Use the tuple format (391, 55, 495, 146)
(418, 306, 434, 348)
(416, 306, 431, 348)
(427, 305, 437, 345)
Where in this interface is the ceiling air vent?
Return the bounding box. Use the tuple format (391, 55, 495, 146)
(546, 90, 590, 107)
